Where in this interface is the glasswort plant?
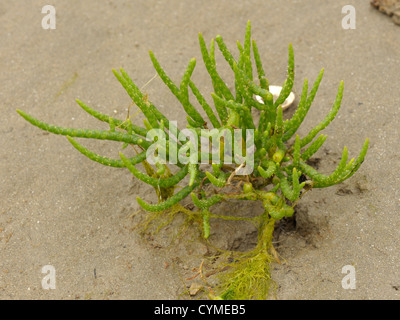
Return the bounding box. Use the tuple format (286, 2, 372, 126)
(17, 21, 368, 299)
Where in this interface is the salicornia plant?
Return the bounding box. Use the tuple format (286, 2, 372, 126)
(17, 21, 368, 299)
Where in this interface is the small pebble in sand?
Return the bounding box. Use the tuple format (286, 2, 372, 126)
(189, 282, 203, 296)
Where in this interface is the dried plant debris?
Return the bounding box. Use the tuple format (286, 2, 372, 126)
(371, 0, 400, 25)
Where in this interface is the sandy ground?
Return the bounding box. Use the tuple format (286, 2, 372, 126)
(1, 0, 400, 299)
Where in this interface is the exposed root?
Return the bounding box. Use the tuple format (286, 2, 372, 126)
(208, 216, 278, 300)
(212, 249, 277, 300)
(131, 197, 281, 300)
(132, 203, 200, 239)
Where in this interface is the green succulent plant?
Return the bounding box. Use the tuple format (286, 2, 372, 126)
(17, 21, 368, 299)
